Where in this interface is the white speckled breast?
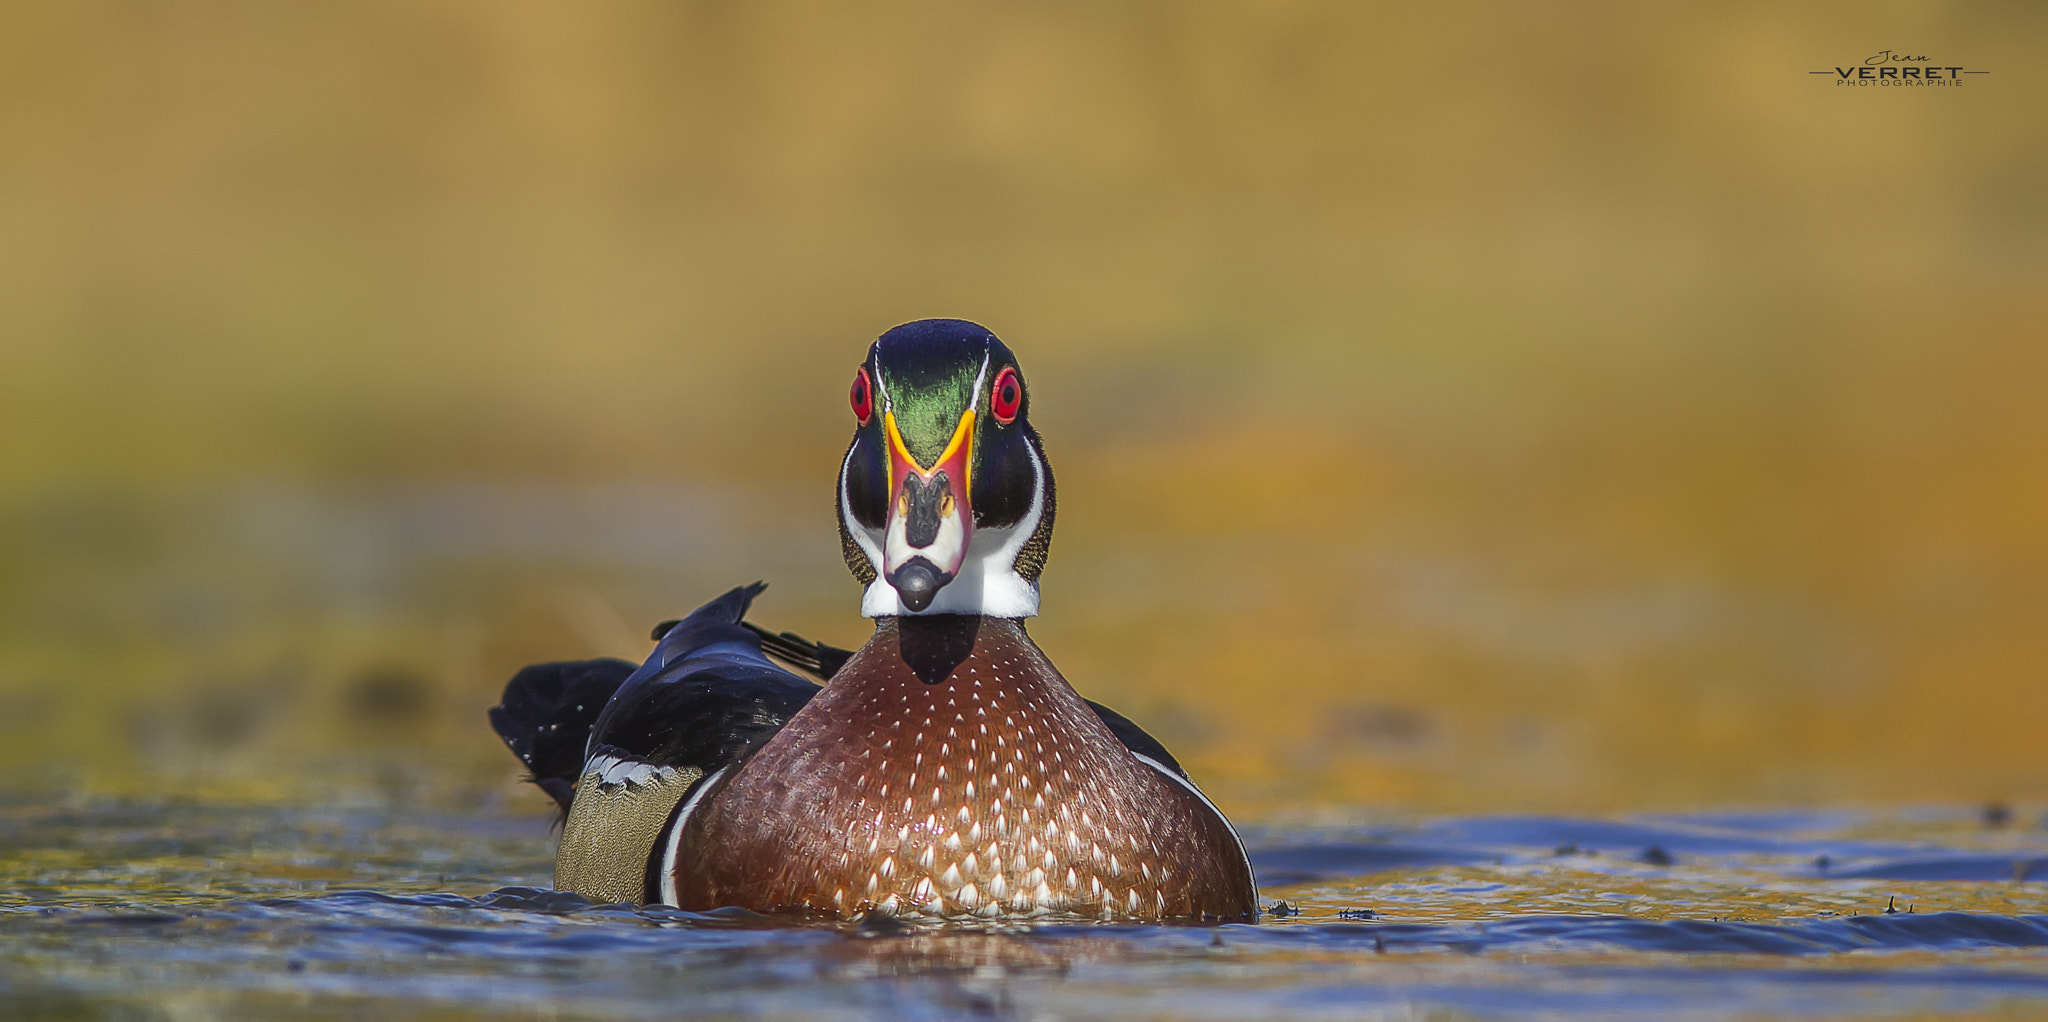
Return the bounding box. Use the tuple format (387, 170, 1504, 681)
(667, 616, 1257, 921)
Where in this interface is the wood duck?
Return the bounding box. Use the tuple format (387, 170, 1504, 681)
(490, 319, 1258, 922)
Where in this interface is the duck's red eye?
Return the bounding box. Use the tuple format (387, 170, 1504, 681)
(849, 368, 874, 424)
(990, 366, 1021, 424)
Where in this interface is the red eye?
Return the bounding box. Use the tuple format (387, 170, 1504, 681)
(990, 366, 1021, 424)
(849, 368, 873, 424)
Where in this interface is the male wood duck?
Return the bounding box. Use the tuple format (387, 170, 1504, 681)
(489, 319, 1257, 921)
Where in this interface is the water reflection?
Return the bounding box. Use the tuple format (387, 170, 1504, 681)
(6, 796, 2048, 1018)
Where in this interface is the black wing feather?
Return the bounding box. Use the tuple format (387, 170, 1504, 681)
(1084, 700, 1188, 778)
(743, 622, 855, 680)
(488, 657, 639, 811)
(585, 584, 820, 768)
(586, 666, 816, 779)
(489, 584, 821, 812)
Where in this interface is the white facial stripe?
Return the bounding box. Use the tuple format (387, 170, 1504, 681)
(871, 351, 892, 414)
(657, 765, 728, 907)
(969, 348, 991, 414)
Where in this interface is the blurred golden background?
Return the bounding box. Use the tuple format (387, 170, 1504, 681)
(1, 2, 2043, 819)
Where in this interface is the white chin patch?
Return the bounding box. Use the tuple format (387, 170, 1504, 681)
(861, 521, 1040, 618)
(883, 505, 968, 580)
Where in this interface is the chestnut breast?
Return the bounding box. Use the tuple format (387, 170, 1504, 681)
(669, 616, 1256, 921)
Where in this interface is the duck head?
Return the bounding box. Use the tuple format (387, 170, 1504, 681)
(837, 319, 1055, 618)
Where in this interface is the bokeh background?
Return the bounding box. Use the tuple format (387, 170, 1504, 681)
(2, 2, 2043, 821)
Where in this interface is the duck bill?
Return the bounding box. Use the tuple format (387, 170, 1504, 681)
(882, 409, 975, 612)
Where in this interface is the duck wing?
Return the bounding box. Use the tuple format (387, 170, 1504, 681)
(490, 582, 823, 905)
(488, 583, 824, 813)
(488, 657, 641, 812)
(584, 582, 822, 780)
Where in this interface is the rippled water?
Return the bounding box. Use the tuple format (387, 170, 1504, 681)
(6, 797, 2047, 1019)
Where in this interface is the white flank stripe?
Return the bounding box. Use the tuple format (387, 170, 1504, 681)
(656, 766, 728, 907)
(1132, 752, 1254, 886)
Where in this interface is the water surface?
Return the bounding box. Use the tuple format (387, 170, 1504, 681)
(7, 796, 2046, 1019)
